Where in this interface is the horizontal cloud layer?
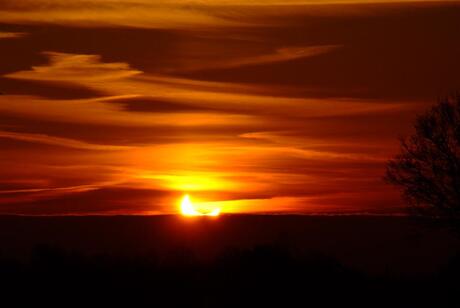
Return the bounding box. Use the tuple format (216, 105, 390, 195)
(0, 1, 458, 215)
(0, 1, 455, 29)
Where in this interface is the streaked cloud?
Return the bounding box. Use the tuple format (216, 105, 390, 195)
(0, 1, 458, 215)
(0, 0, 452, 30)
(0, 31, 27, 39)
(0, 130, 134, 151)
(167, 45, 342, 72)
(4, 51, 410, 121)
(0, 1, 243, 29)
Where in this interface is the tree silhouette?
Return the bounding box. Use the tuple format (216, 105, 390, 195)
(385, 95, 460, 222)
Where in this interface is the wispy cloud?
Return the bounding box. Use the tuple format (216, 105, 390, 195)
(0, 1, 243, 29)
(2, 0, 449, 214)
(5, 51, 410, 119)
(0, 0, 449, 30)
(0, 130, 134, 151)
(6, 52, 141, 82)
(0, 31, 27, 39)
(167, 45, 342, 72)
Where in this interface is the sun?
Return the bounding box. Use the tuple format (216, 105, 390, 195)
(179, 194, 220, 217)
(180, 194, 199, 216)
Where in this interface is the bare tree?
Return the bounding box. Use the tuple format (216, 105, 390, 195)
(385, 95, 460, 222)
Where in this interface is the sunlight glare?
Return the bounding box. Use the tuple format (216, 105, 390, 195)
(180, 194, 220, 217)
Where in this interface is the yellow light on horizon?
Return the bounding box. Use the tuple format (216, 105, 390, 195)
(207, 208, 220, 217)
(179, 194, 220, 217)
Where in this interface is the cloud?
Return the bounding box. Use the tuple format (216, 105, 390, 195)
(0, 185, 174, 215)
(167, 45, 342, 72)
(0, 42, 422, 215)
(2, 1, 454, 216)
(4, 51, 410, 123)
(0, 183, 101, 195)
(0, 31, 27, 39)
(0, 130, 134, 151)
(0, 1, 243, 29)
(6, 52, 141, 82)
(0, 0, 449, 30)
(0, 95, 255, 127)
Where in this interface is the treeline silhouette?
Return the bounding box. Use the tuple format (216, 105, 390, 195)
(1, 243, 460, 307)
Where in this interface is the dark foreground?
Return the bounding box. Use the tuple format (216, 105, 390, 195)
(0, 215, 459, 307)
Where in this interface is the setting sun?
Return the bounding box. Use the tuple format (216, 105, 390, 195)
(179, 194, 220, 217)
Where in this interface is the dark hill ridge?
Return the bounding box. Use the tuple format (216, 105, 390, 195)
(1, 215, 460, 307)
(0, 215, 457, 274)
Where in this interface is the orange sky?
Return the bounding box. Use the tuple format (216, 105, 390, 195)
(0, 0, 459, 215)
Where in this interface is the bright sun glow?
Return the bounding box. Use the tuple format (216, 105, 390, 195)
(180, 194, 220, 217)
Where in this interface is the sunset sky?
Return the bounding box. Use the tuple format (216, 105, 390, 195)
(0, 0, 459, 215)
